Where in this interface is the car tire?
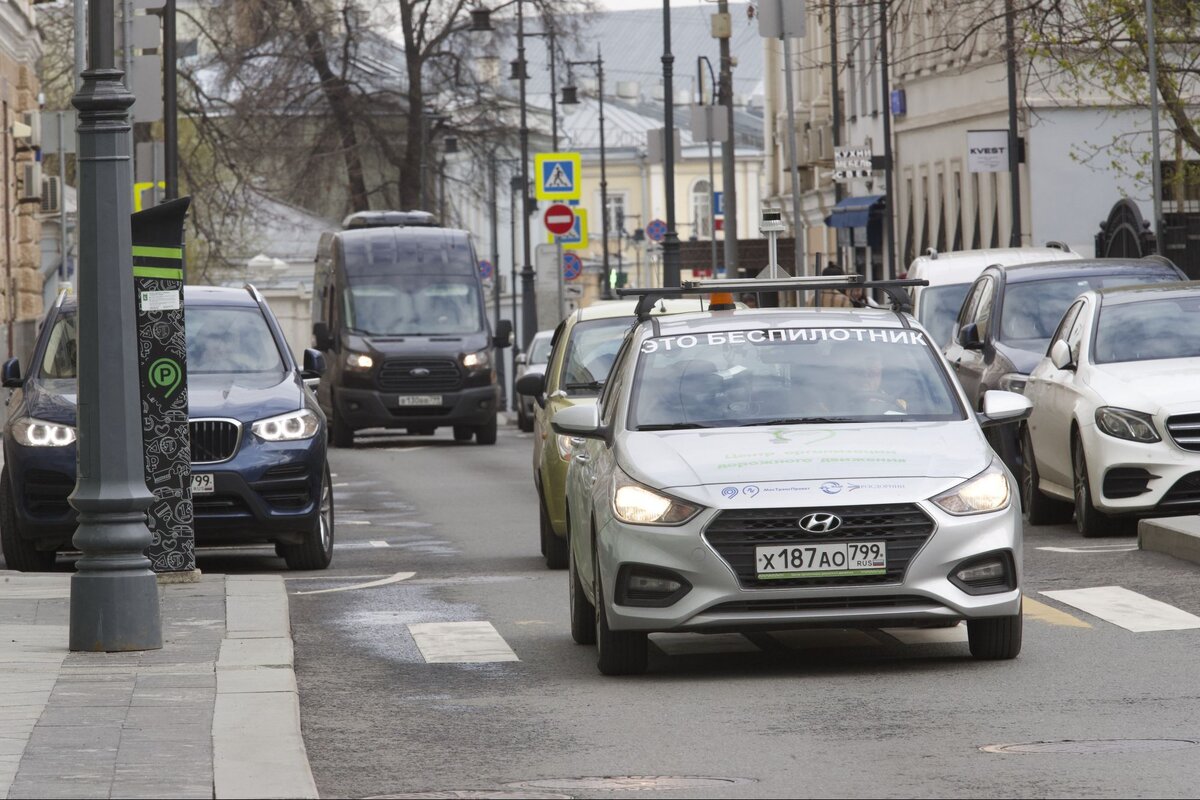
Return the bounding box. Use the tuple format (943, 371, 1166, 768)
(568, 531, 596, 645)
(0, 469, 56, 572)
(475, 416, 498, 445)
(1021, 427, 1073, 525)
(967, 609, 1023, 660)
(330, 402, 355, 448)
(594, 559, 648, 676)
(453, 426, 474, 442)
(280, 465, 334, 571)
(1072, 435, 1130, 537)
(542, 498, 567, 570)
(519, 412, 534, 433)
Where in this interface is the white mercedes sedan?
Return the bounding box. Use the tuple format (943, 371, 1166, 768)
(1023, 283, 1200, 537)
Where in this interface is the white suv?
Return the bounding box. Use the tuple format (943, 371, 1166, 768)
(556, 278, 1032, 675)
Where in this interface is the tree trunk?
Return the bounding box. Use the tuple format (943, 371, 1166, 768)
(399, 1, 425, 210)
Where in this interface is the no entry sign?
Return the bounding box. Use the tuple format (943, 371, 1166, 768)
(544, 203, 576, 236)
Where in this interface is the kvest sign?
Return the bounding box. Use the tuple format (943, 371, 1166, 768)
(967, 130, 1009, 173)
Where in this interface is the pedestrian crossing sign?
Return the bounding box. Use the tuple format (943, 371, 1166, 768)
(547, 208, 588, 250)
(535, 152, 582, 201)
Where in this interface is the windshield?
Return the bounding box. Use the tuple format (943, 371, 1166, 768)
(918, 284, 971, 348)
(628, 327, 964, 430)
(561, 317, 632, 393)
(39, 306, 284, 379)
(1000, 272, 1178, 346)
(529, 334, 553, 365)
(344, 275, 483, 336)
(1093, 295, 1200, 364)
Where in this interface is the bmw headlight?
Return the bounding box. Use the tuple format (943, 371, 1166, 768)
(251, 409, 320, 442)
(611, 470, 700, 525)
(11, 418, 76, 447)
(462, 349, 491, 369)
(1095, 407, 1160, 443)
(345, 352, 373, 371)
(931, 458, 1011, 515)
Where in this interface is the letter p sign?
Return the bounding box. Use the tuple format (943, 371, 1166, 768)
(149, 358, 182, 399)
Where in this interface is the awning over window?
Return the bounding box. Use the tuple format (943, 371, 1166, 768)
(825, 195, 886, 229)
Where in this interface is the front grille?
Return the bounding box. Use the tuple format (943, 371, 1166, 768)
(378, 359, 462, 393)
(190, 419, 241, 464)
(1159, 471, 1200, 509)
(706, 595, 933, 614)
(703, 503, 935, 589)
(23, 469, 74, 517)
(1103, 467, 1155, 499)
(1166, 413, 1200, 451)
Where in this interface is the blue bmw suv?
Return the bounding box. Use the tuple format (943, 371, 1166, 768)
(0, 285, 334, 571)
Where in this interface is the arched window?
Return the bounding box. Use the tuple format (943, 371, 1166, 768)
(691, 180, 712, 238)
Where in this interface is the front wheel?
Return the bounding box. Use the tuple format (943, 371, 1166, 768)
(595, 568, 648, 676)
(568, 532, 596, 645)
(280, 465, 335, 571)
(1073, 435, 1132, 537)
(0, 469, 56, 572)
(542, 498, 567, 570)
(1021, 427, 1073, 525)
(453, 426, 474, 442)
(475, 416, 498, 445)
(967, 610, 1023, 660)
(330, 402, 354, 448)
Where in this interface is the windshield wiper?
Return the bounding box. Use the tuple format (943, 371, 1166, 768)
(740, 417, 856, 426)
(636, 422, 715, 431)
(565, 381, 605, 391)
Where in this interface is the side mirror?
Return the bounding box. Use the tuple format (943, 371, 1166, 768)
(1, 358, 21, 388)
(515, 372, 545, 402)
(313, 322, 333, 351)
(515, 352, 528, 366)
(550, 403, 605, 440)
(1049, 339, 1074, 371)
(957, 322, 983, 351)
(302, 348, 326, 377)
(977, 390, 1033, 428)
(493, 319, 514, 350)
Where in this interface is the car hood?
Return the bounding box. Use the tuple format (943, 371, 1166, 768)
(22, 373, 302, 425)
(1087, 358, 1200, 413)
(350, 332, 489, 359)
(617, 421, 990, 506)
(994, 339, 1046, 375)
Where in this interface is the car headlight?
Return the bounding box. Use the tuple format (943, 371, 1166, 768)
(345, 352, 373, 371)
(463, 349, 490, 369)
(611, 470, 701, 525)
(11, 418, 76, 447)
(931, 458, 1011, 515)
(555, 433, 577, 461)
(998, 373, 1028, 395)
(1095, 407, 1160, 443)
(251, 409, 321, 442)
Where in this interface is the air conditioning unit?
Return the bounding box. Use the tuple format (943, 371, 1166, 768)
(19, 162, 42, 203)
(22, 111, 41, 146)
(41, 176, 61, 214)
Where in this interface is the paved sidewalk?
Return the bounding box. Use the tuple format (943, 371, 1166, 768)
(0, 572, 316, 799)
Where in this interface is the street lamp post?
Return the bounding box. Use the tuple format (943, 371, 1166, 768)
(69, 0, 162, 652)
(697, 56, 718, 275)
(661, 0, 681, 287)
(564, 47, 611, 298)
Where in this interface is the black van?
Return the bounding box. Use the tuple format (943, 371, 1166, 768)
(312, 211, 512, 447)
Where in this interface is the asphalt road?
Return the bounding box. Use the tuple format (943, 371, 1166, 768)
(238, 422, 1200, 800)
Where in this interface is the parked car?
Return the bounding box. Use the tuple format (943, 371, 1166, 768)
(1023, 282, 1200, 536)
(556, 278, 1031, 675)
(0, 286, 334, 572)
(907, 244, 1081, 349)
(515, 330, 553, 432)
(943, 256, 1185, 473)
(516, 298, 714, 570)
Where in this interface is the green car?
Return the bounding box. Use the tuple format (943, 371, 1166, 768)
(517, 299, 716, 569)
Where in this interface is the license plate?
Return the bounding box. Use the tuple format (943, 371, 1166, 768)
(395, 395, 443, 407)
(755, 541, 887, 579)
(190, 473, 215, 495)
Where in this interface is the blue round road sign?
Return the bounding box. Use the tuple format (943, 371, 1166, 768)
(479, 260, 493, 280)
(563, 253, 583, 281)
(646, 218, 667, 243)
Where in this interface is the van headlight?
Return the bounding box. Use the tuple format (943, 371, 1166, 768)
(931, 458, 1011, 515)
(345, 352, 373, 371)
(611, 470, 700, 525)
(1095, 407, 1160, 443)
(11, 418, 76, 447)
(463, 349, 491, 369)
(251, 409, 320, 442)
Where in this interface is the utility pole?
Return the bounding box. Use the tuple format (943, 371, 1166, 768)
(489, 150, 505, 410)
(69, 0, 163, 652)
(163, 0, 179, 201)
(879, 0, 897, 279)
(1004, 0, 1022, 246)
(661, 0, 681, 287)
(516, 0, 538, 348)
(782, 33, 804, 276)
(718, 0, 739, 275)
(1145, 0, 1164, 247)
(567, 48, 611, 298)
(830, 0, 843, 207)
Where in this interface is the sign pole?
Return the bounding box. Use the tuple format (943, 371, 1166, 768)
(556, 238, 564, 320)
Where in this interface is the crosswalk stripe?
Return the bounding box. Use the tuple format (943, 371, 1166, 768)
(1041, 586, 1200, 632)
(1023, 596, 1091, 628)
(369, 540, 389, 548)
(408, 621, 520, 663)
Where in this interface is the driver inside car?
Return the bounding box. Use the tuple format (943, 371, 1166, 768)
(853, 352, 908, 414)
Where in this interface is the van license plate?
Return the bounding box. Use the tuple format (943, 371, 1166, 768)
(191, 474, 215, 495)
(396, 395, 442, 407)
(755, 542, 887, 579)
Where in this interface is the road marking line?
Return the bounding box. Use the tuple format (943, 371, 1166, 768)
(284, 574, 388, 581)
(369, 540, 390, 548)
(1037, 545, 1138, 554)
(332, 482, 350, 488)
(408, 621, 520, 663)
(386, 447, 430, 453)
(1023, 596, 1091, 628)
(651, 633, 761, 656)
(341, 520, 372, 525)
(292, 571, 415, 596)
(1041, 586, 1200, 632)
(880, 624, 968, 645)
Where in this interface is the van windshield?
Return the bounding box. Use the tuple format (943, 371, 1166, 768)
(344, 275, 483, 336)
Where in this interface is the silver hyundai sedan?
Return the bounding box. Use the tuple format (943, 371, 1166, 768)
(556, 294, 1032, 675)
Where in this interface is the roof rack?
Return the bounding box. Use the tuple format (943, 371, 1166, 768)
(616, 276, 928, 320)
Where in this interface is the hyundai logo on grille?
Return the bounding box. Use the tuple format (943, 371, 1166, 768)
(409, 368, 431, 378)
(798, 513, 842, 533)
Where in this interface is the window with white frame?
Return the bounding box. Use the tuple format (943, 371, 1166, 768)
(691, 180, 712, 238)
(598, 192, 627, 236)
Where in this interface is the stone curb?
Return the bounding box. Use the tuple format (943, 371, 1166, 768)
(1138, 517, 1200, 567)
